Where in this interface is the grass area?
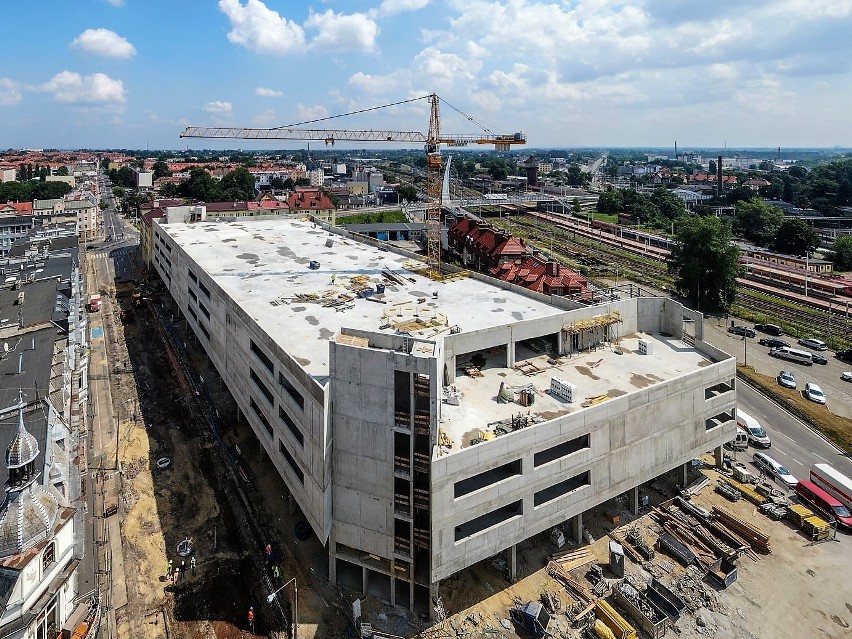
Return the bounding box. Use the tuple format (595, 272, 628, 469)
(336, 210, 407, 225)
(737, 364, 852, 455)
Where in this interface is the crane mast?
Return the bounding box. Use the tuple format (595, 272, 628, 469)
(181, 93, 526, 279)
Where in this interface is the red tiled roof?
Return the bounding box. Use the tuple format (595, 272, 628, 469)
(2, 201, 33, 215)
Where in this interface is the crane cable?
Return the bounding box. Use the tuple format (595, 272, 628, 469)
(272, 95, 431, 130)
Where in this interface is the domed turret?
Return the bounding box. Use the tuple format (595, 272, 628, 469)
(0, 395, 62, 558)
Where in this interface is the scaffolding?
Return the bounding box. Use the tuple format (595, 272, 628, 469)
(565, 311, 622, 334)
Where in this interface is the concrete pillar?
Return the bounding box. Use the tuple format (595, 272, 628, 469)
(572, 513, 583, 545)
(714, 445, 724, 469)
(682, 461, 690, 487)
(446, 356, 456, 384)
(428, 580, 440, 621)
(362, 566, 368, 597)
(557, 331, 564, 355)
(506, 544, 517, 582)
(629, 486, 639, 516)
(328, 550, 337, 584)
(506, 342, 515, 368)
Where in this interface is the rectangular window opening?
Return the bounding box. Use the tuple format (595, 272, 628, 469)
(279, 406, 304, 446)
(251, 340, 274, 374)
(198, 301, 210, 319)
(279, 440, 304, 484)
(454, 501, 522, 542)
(534, 470, 590, 507)
(188, 270, 198, 283)
(251, 369, 274, 404)
(279, 371, 305, 410)
(454, 459, 522, 498)
(250, 397, 274, 437)
(199, 281, 211, 299)
(534, 434, 590, 467)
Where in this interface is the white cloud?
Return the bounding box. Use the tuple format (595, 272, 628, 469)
(70, 28, 136, 58)
(0, 78, 22, 105)
(252, 109, 278, 126)
(305, 10, 379, 52)
(375, 0, 432, 18)
(348, 70, 411, 94)
(219, 0, 306, 54)
(104, 0, 125, 6)
(295, 104, 328, 121)
(203, 101, 233, 114)
(255, 87, 283, 97)
(413, 47, 481, 84)
(38, 71, 126, 103)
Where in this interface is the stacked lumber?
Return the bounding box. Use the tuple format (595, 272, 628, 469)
(549, 547, 596, 571)
(712, 506, 771, 554)
(546, 560, 595, 608)
(724, 477, 767, 505)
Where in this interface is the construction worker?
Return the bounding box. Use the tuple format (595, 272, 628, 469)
(173, 566, 180, 585)
(248, 607, 255, 634)
(265, 543, 273, 564)
(191, 555, 197, 575)
(181, 560, 186, 576)
(167, 559, 173, 578)
(272, 564, 280, 581)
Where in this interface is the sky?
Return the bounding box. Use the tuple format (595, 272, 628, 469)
(2, 0, 852, 151)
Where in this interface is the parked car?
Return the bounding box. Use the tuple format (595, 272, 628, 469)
(777, 370, 797, 389)
(804, 383, 826, 404)
(759, 337, 790, 348)
(752, 452, 798, 489)
(810, 353, 828, 365)
(728, 325, 756, 338)
(754, 323, 784, 336)
(798, 338, 828, 351)
(837, 349, 852, 363)
(841, 371, 852, 383)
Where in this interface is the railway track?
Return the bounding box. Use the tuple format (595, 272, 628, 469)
(489, 212, 852, 349)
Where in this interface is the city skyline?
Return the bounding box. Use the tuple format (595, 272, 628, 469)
(2, 1, 852, 150)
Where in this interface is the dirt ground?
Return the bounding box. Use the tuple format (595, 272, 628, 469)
(108, 287, 351, 639)
(421, 461, 852, 639)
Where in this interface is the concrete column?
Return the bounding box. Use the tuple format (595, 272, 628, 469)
(557, 331, 564, 355)
(506, 544, 517, 582)
(446, 355, 456, 384)
(362, 566, 368, 597)
(682, 461, 690, 487)
(572, 513, 583, 545)
(429, 580, 440, 621)
(506, 342, 515, 368)
(714, 445, 724, 469)
(629, 486, 639, 516)
(328, 550, 337, 584)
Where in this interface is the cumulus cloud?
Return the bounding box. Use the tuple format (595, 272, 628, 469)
(219, 1, 378, 54)
(255, 87, 283, 97)
(38, 71, 126, 103)
(375, 0, 432, 18)
(218, 0, 306, 54)
(296, 104, 328, 121)
(104, 0, 125, 6)
(70, 28, 136, 58)
(0, 78, 22, 105)
(203, 101, 233, 114)
(252, 109, 278, 126)
(305, 10, 379, 52)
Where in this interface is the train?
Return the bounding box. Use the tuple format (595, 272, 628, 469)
(590, 219, 676, 251)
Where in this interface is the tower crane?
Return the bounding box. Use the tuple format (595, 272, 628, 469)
(180, 94, 526, 278)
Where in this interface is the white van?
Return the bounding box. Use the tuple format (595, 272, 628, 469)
(811, 463, 852, 511)
(737, 409, 771, 448)
(769, 346, 813, 366)
(725, 426, 749, 451)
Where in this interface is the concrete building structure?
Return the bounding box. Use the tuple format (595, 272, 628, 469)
(0, 168, 16, 183)
(130, 167, 153, 190)
(151, 217, 736, 614)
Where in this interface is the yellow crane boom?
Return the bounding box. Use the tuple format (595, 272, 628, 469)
(180, 94, 526, 278)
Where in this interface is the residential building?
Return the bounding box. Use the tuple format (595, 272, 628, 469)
(0, 230, 87, 639)
(0, 203, 35, 255)
(64, 196, 98, 242)
(140, 207, 166, 267)
(151, 217, 735, 614)
(130, 167, 153, 189)
(0, 168, 16, 183)
(286, 188, 336, 224)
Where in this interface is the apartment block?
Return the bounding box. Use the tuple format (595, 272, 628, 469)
(152, 217, 736, 613)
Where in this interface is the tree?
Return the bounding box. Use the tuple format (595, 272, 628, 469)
(112, 186, 126, 199)
(218, 167, 256, 200)
(831, 236, 852, 271)
(32, 181, 71, 199)
(152, 161, 172, 179)
(773, 218, 820, 256)
(668, 216, 740, 313)
(270, 176, 286, 190)
(397, 185, 418, 203)
(572, 198, 582, 215)
(56, 166, 70, 176)
(650, 187, 686, 221)
(733, 199, 784, 246)
(0, 181, 32, 203)
(597, 189, 621, 215)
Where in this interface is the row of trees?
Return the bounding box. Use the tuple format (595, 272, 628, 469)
(596, 187, 687, 227)
(0, 179, 72, 203)
(732, 198, 820, 256)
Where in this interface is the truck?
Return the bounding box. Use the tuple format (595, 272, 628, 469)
(88, 294, 102, 312)
(810, 463, 852, 511)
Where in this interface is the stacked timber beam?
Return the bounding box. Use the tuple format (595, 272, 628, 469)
(712, 506, 771, 554)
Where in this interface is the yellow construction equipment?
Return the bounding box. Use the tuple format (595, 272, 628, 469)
(181, 94, 526, 279)
(594, 600, 637, 639)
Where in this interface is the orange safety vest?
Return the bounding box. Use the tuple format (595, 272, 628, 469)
(248, 610, 255, 622)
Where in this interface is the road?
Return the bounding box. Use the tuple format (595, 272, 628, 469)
(735, 382, 852, 486)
